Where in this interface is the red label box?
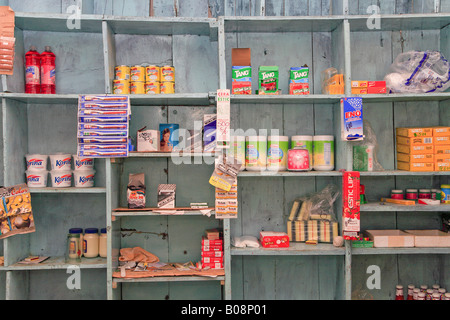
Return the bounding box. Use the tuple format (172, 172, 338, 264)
(259, 231, 289, 248)
(343, 171, 360, 240)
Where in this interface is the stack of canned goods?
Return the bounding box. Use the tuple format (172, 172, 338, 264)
(113, 64, 175, 95)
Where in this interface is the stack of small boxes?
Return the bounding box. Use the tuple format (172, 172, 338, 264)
(396, 126, 450, 172)
(200, 229, 223, 270)
(351, 81, 387, 94)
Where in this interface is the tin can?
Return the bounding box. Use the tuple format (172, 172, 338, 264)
(441, 184, 450, 204)
(391, 190, 404, 199)
(161, 65, 175, 82)
(131, 81, 145, 94)
(161, 81, 175, 94)
(405, 189, 418, 200)
(419, 189, 431, 199)
(130, 65, 145, 82)
(145, 65, 160, 82)
(145, 82, 160, 94)
(115, 65, 130, 80)
(113, 80, 130, 94)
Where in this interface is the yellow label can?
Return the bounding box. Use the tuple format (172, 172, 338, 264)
(145, 82, 160, 94)
(113, 80, 130, 94)
(145, 65, 160, 82)
(131, 81, 145, 94)
(130, 65, 145, 82)
(161, 65, 175, 82)
(114, 65, 130, 80)
(161, 81, 175, 94)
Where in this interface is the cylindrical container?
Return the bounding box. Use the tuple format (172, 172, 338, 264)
(431, 189, 441, 201)
(405, 189, 418, 200)
(391, 189, 404, 199)
(67, 228, 82, 261)
(99, 228, 107, 258)
(227, 136, 246, 171)
(50, 170, 72, 188)
(313, 135, 334, 171)
(83, 228, 99, 258)
(25, 154, 48, 170)
(441, 184, 450, 204)
(444, 293, 450, 300)
(267, 136, 289, 171)
(26, 170, 48, 188)
(417, 292, 426, 300)
(145, 82, 160, 94)
(113, 79, 130, 94)
(413, 288, 420, 300)
(420, 285, 428, 293)
(159, 123, 180, 151)
(160, 65, 175, 82)
(395, 285, 404, 300)
(73, 169, 95, 188)
(145, 65, 160, 82)
(131, 81, 145, 94)
(438, 288, 446, 299)
(49, 154, 72, 171)
(245, 136, 267, 171)
(291, 135, 313, 166)
(114, 65, 130, 80)
(418, 189, 431, 199)
(426, 289, 434, 300)
(40, 46, 56, 94)
(161, 81, 175, 94)
(130, 65, 145, 82)
(407, 284, 415, 300)
(288, 148, 310, 171)
(72, 155, 94, 171)
(25, 46, 41, 94)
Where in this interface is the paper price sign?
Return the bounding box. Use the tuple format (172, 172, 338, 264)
(216, 89, 231, 148)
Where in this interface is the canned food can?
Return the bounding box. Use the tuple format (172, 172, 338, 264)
(113, 80, 130, 94)
(161, 65, 175, 82)
(145, 82, 160, 94)
(131, 65, 145, 82)
(131, 81, 145, 94)
(115, 65, 130, 80)
(145, 65, 160, 82)
(161, 81, 175, 94)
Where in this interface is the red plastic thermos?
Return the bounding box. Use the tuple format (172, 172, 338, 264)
(40, 46, 56, 94)
(25, 46, 41, 94)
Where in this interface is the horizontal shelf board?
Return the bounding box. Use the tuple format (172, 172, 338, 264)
(128, 151, 216, 158)
(348, 13, 450, 32)
(15, 13, 104, 33)
(5, 256, 107, 270)
(238, 170, 342, 177)
(359, 170, 450, 176)
(231, 243, 345, 256)
(29, 187, 107, 194)
(352, 247, 450, 255)
(361, 202, 450, 212)
(230, 94, 343, 104)
(113, 275, 224, 283)
(105, 16, 216, 36)
(358, 93, 450, 102)
(113, 207, 215, 217)
(224, 16, 346, 33)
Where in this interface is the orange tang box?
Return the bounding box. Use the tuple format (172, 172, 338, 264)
(259, 231, 289, 248)
(343, 171, 360, 240)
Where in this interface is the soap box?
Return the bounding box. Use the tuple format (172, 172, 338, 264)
(259, 231, 289, 248)
(137, 128, 160, 152)
(341, 97, 364, 141)
(157, 184, 176, 208)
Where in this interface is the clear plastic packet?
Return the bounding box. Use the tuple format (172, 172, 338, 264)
(352, 120, 384, 172)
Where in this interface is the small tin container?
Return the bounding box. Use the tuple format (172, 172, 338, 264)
(287, 148, 310, 171)
(405, 189, 418, 200)
(161, 65, 175, 82)
(391, 189, 404, 199)
(145, 65, 160, 82)
(419, 188, 431, 199)
(114, 65, 130, 80)
(131, 81, 145, 94)
(113, 79, 130, 94)
(130, 65, 145, 82)
(161, 81, 175, 94)
(431, 189, 441, 201)
(145, 82, 160, 94)
(441, 184, 450, 204)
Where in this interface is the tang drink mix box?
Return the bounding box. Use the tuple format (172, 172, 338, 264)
(289, 66, 310, 95)
(258, 66, 279, 94)
(232, 66, 252, 94)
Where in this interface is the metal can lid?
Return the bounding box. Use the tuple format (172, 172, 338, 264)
(406, 189, 418, 193)
(419, 189, 431, 193)
(391, 189, 403, 193)
(441, 184, 450, 189)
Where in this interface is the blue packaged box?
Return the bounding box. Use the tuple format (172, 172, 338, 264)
(341, 97, 364, 141)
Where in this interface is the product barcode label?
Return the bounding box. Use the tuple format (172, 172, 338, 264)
(424, 138, 432, 144)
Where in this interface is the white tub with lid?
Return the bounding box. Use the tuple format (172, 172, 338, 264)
(25, 154, 48, 170)
(49, 153, 72, 171)
(73, 170, 96, 188)
(72, 154, 94, 170)
(50, 170, 72, 188)
(26, 170, 48, 188)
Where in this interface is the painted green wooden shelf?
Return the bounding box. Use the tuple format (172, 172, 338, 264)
(238, 171, 342, 177)
(113, 275, 225, 283)
(128, 151, 216, 158)
(231, 243, 345, 256)
(4, 256, 107, 270)
(29, 187, 107, 194)
(359, 170, 450, 176)
(230, 94, 344, 104)
(357, 92, 450, 102)
(351, 247, 450, 255)
(112, 209, 215, 217)
(361, 202, 450, 212)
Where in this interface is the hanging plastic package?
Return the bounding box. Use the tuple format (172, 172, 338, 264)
(384, 51, 450, 93)
(352, 120, 384, 172)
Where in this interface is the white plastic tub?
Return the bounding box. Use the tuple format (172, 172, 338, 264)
(49, 153, 72, 171)
(73, 154, 94, 170)
(26, 170, 48, 188)
(25, 154, 48, 170)
(50, 170, 72, 188)
(73, 170, 95, 188)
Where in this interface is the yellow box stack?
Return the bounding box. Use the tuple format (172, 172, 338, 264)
(396, 126, 450, 171)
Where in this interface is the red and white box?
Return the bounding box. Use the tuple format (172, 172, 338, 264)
(201, 244, 223, 252)
(367, 81, 387, 94)
(201, 250, 223, 258)
(202, 261, 224, 269)
(201, 237, 223, 247)
(343, 171, 360, 240)
(201, 256, 223, 264)
(259, 231, 290, 248)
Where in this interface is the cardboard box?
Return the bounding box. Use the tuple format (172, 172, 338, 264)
(259, 231, 289, 248)
(258, 66, 279, 94)
(289, 66, 309, 95)
(435, 162, 450, 171)
(157, 184, 176, 208)
(351, 81, 368, 88)
(405, 230, 450, 247)
(396, 136, 433, 146)
(428, 126, 450, 136)
(397, 161, 434, 171)
(201, 237, 223, 247)
(434, 155, 450, 163)
(368, 81, 386, 88)
(396, 127, 433, 138)
(205, 228, 221, 240)
(366, 230, 414, 248)
(367, 87, 387, 94)
(433, 135, 450, 145)
(434, 145, 450, 155)
(396, 144, 434, 155)
(397, 153, 434, 163)
(341, 97, 364, 141)
(201, 262, 223, 269)
(343, 171, 360, 240)
(203, 114, 217, 152)
(201, 244, 223, 251)
(351, 88, 368, 94)
(231, 49, 252, 95)
(201, 250, 223, 258)
(137, 128, 160, 152)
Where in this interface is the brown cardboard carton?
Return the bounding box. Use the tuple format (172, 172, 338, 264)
(397, 161, 434, 171)
(433, 135, 450, 145)
(405, 230, 450, 247)
(366, 230, 414, 248)
(396, 136, 433, 146)
(396, 127, 433, 138)
(396, 144, 434, 155)
(396, 153, 434, 163)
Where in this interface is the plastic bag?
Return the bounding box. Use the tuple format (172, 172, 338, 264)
(384, 50, 450, 93)
(352, 120, 384, 172)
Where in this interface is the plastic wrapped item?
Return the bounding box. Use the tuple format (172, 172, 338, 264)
(352, 120, 384, 172)
(384, 51, 450, 93)
(232, 236, 260, 248)
(321, 67, 344, 94)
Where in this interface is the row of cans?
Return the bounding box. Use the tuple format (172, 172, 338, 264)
(113, 80, 175, 94)
(115, 65, 175, 83)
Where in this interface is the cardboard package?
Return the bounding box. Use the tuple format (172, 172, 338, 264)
(231, 48, 252, 95)
(137, 127, 160, 152)
(366, 230, 415, 248)
(405, 230, 450, 247)
(397, 161, 434, 171)
(157, 184, 176, 208)
(342, 171, 360, 240)
(259, 231, 289, 248)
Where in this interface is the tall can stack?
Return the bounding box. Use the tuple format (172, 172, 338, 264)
(113, 64, 175, 94)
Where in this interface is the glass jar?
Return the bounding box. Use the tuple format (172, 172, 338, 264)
(67, 228, 83, 262)
(83, 228, 99, 258)
(99, 228, 107, 258)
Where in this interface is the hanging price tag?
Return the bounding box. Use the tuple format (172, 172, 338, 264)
(216, 89, 230, 149)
